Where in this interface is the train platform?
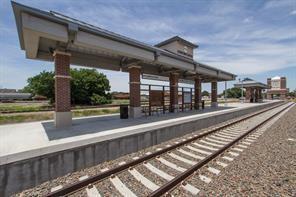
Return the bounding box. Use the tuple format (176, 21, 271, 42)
(0, 100, 281, 196)
(0, 101, 278, 165)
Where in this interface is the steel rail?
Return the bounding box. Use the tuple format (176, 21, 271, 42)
(149, 102, 293, 196)
(46, 101, 286, 197)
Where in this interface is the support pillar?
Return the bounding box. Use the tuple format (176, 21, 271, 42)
(224, 81, 228, 106)
(169, 73, 179, 112)
(53, 51, 72, 128)
(255, 88, 259, 102)
(280, 93, 286, 100)
(251, 88, 255, 102)
(129, 66, 141, 118)
(249, 88, 254, 102)
(211, 81, 218, 107)
(258, 88, 263, 102)
(194, 76, 201, 110)
(246, 87, 251, 102)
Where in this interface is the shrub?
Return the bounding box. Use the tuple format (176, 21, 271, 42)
(90, 94, 111, 105)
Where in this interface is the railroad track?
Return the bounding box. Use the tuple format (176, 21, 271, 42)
(47, 102, 294, 197)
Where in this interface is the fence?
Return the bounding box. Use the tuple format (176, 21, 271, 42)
(140, 83, 197, 116)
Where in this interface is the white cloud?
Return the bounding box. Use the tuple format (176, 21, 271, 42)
(62, 3, 178, 44)
(208, 1, 241, 15)
(196, 40, 296, 75)
(263, 0, 294, 9)
(243, 17, 253, 23)
(2, 0, 296, 90)
(290, 10, 296, 15)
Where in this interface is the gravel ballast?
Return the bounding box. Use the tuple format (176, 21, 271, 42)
(201, 104, 296, 196)
(15, 103, 295, 196)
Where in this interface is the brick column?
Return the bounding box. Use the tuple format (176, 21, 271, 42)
(194, 76, 201, 110)
(267, 78, 271, 89)
(245, 87, 251, 102)
(169, 72, 179, 112)
(280, 94, 285, 100)
(250, 88, 255, 102)
(258, 88, 262, 102)
(280, 92, 286, 100)
(255, 88, 259, 102)
(53, 51, 72, 128)
(129, 66, 141, 118)
(280, 77, 286, 89)
(267, 93, 272, 100)
(211, 81, 218, 107)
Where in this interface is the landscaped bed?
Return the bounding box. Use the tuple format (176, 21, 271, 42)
(0, 99, 129, 113)
(0, 99, 239, 125)
(0, 107, 119, 125)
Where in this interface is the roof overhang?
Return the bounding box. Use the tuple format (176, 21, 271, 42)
(11, 1, 236, 82)
(233, 82, 268, 89)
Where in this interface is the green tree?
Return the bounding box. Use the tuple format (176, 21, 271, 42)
(70, 68, 111, 105)
(202, 90, 209, 97)
(222, 87, 245, 98)
(24, 69, 111, 105)
(287, 89, 296, 97)
(23, 71, 55, 102)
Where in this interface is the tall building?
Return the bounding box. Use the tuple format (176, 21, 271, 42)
(266, 76, 288, 100)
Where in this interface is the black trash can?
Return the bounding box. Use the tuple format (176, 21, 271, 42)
(201, 100, 205, 109)
(120, 104, 129, 119)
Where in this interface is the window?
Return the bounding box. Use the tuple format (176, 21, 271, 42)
(183, 46, 188, 53)
(271, 80, 280, 89)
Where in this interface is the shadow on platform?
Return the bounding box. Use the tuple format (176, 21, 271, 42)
(42, 106, 234, 141)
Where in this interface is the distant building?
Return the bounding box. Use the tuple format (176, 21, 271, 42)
(112, 92, 129, 100)
(0, 88, 32, 101)
(266, 76, 288, 100)
(0, 93, 32, 101)
(0, 88, 17, 93)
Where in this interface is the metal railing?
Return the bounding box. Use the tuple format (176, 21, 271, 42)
(140, 83, 197, 116)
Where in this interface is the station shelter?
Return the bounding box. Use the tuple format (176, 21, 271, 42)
(234, 78, 268, 103)
(12, 2, 236, 128)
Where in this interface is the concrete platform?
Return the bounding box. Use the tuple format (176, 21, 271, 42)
(0, 100, 280, 196)
(0, 101, 273, 164)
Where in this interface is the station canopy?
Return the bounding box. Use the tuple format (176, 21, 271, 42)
(234, 78, 268, 89)
(12, 1, 236, 83)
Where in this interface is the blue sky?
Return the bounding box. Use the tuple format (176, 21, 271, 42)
(0, 0, 295, 93)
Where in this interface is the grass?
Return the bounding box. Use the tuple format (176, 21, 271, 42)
(0, 98, 240, 125)
(0, 99, 128, 113)
(0, 98, 238, 113)
(72, 108, 119, 117)
(0, 102, 51, 113)
(111, 99, 129, 105)
(0, 107, 119, 125)
(0, 113, 53, 124)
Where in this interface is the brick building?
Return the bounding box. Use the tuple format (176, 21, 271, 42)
(266, 76, 288, 100)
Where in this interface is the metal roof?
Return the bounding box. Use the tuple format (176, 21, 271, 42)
(11, 1, 236, 81)
(233, 78, 268, 89)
